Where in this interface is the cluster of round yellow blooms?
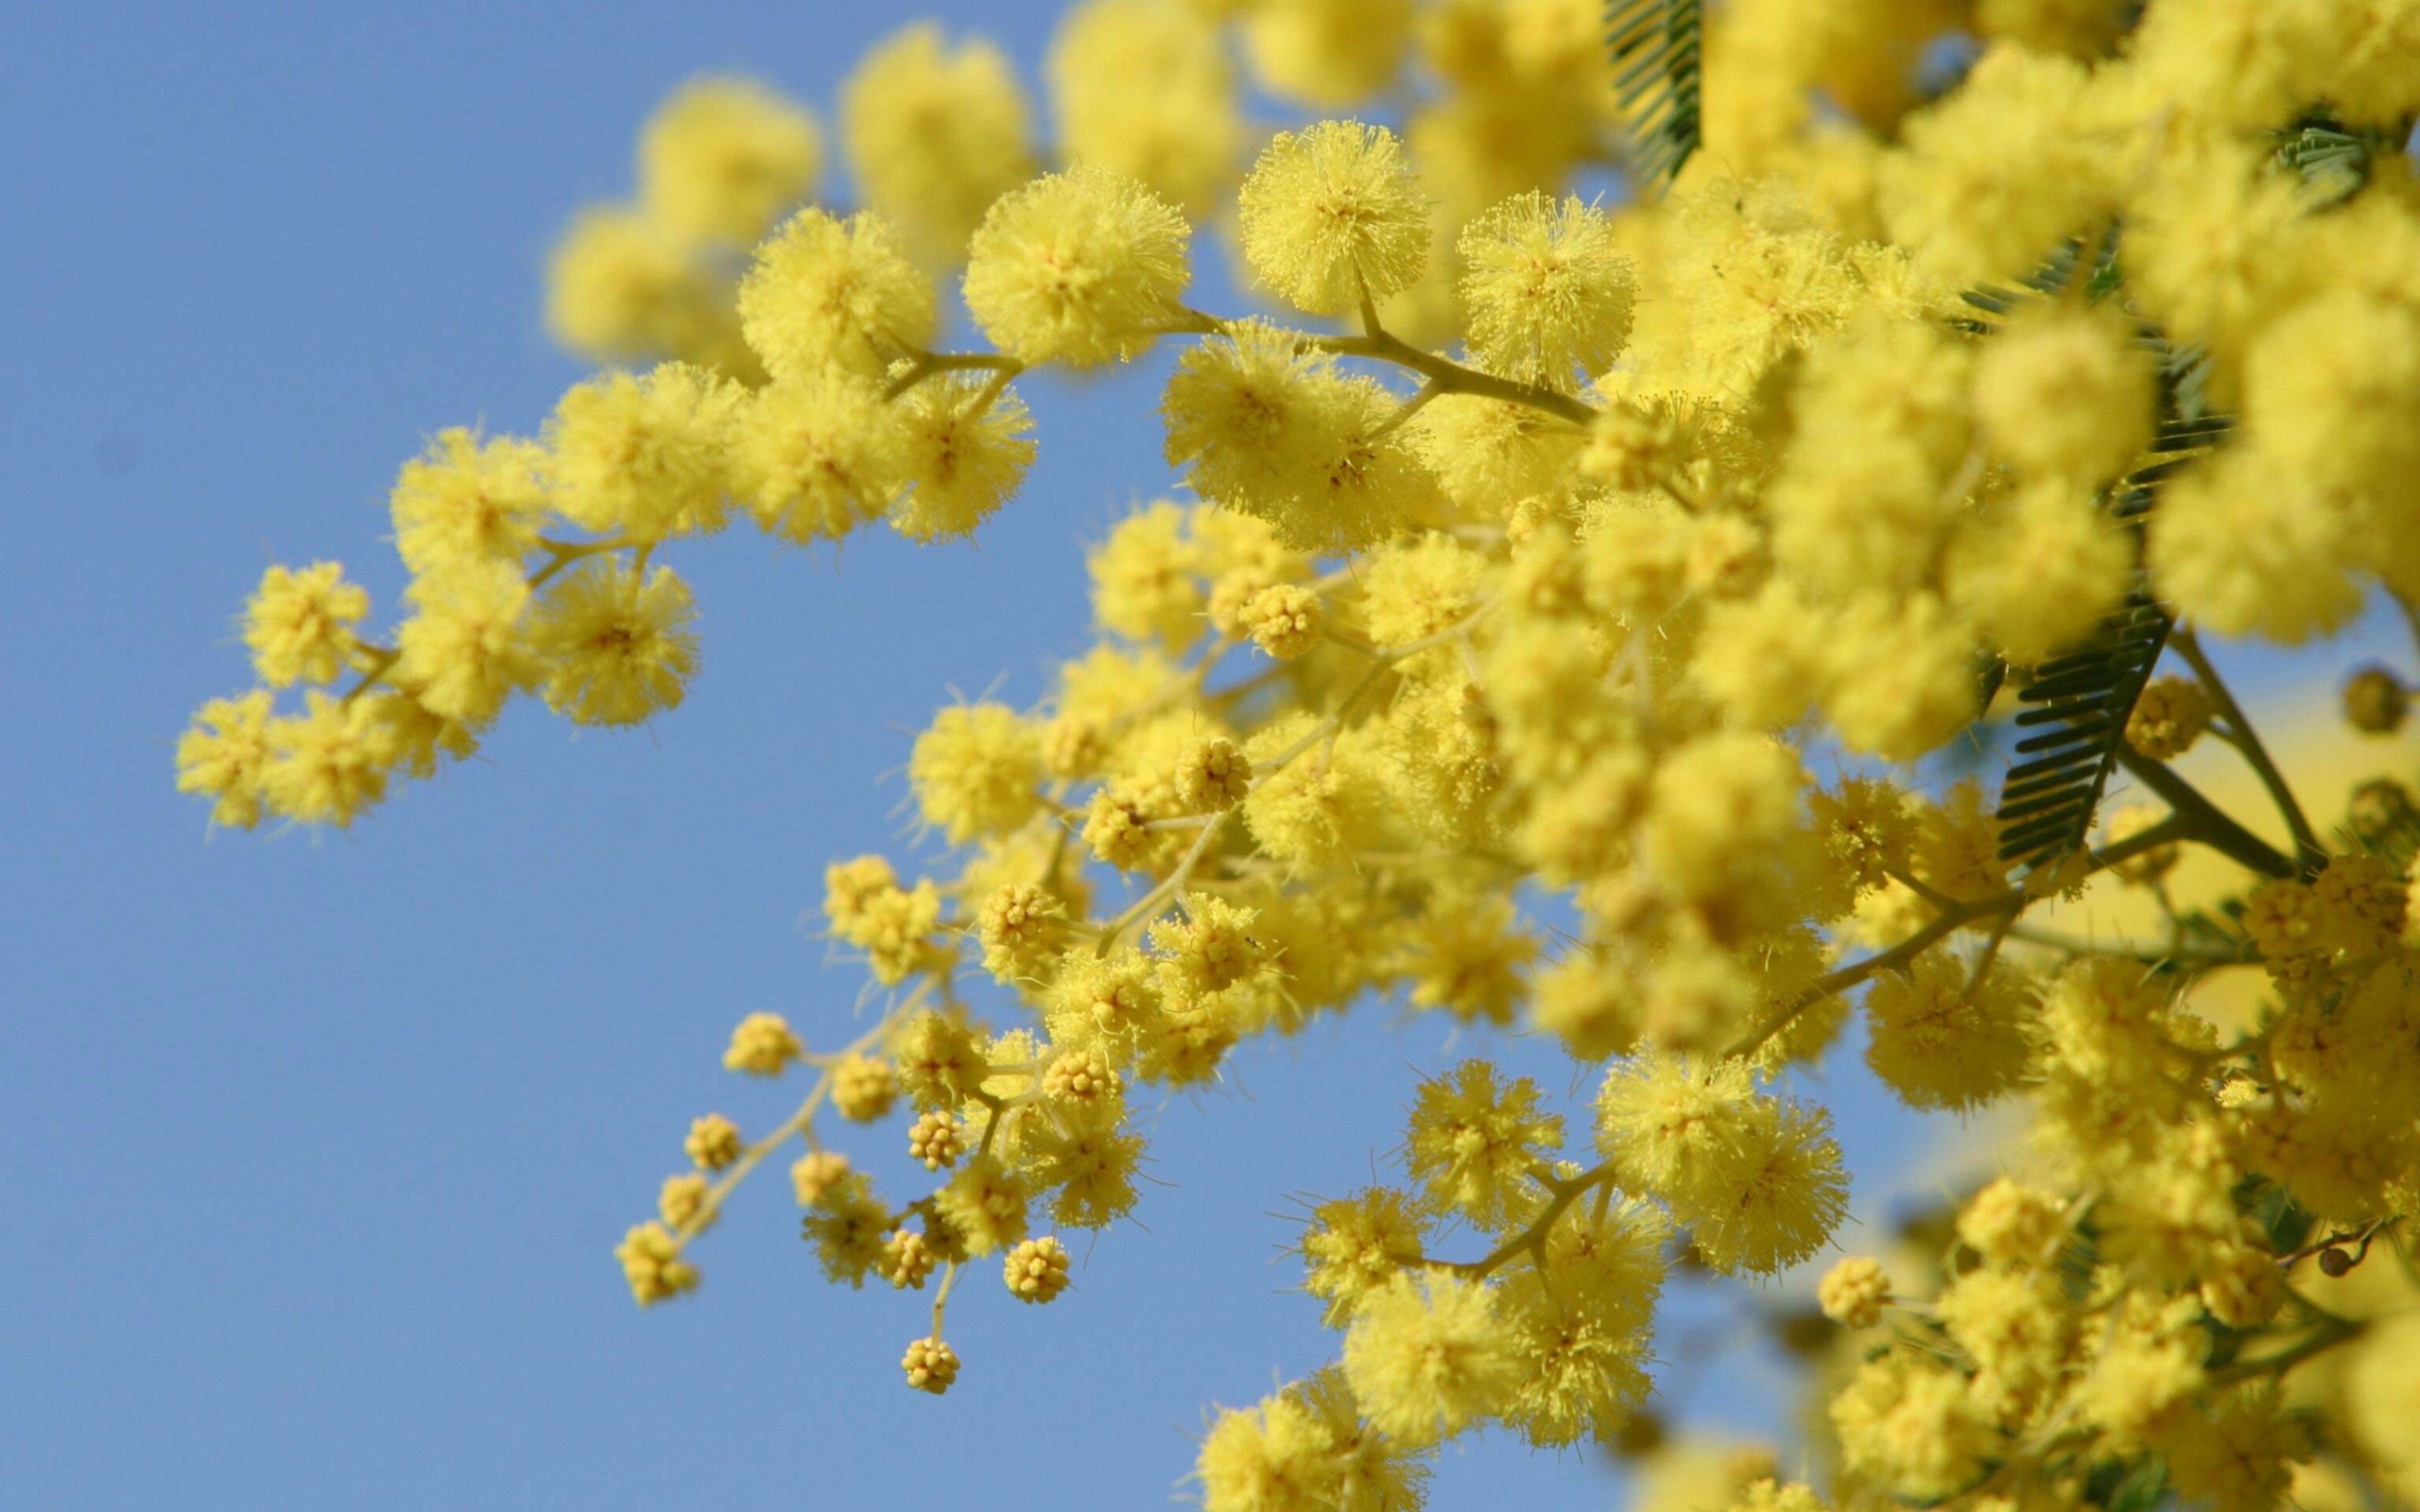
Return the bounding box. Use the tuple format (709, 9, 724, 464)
(186, 1, 2420, 1508)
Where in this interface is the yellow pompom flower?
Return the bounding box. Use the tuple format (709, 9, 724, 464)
(1404, 1060, 1562, 1228)
(1944, 479, 2132, 665)
(176, 690, 278, 830)
(1340, 1270, 1523, 1446)
(1862, 950, 2035, 1110)
(366, 690, 475, 782)
(544, 363, 743, 542)
(1971, 305, 2156, 483)
(1641, 732, 1804, 906)
(963, 164, 1192, 368)
(1690, 580, 1826, 730)
(840, 24, 1037, 266)
(636, 77, 821, 248)
(389, 428, 550, 579)
(2241, 288, 2420, 514)
(1401, 888, 1536, 1025)
(393, 560, 542, 728)
(2149, 451, 2362, 644)
(934, 1153, 1031, 1256)
(260, 690, 397, 827)
(1956, 1177, 2066, 1267)
(2122, 141, 2310, 368)
(1821, 594, 1981, 762)
(736, 208, 937, 382)
(1300, 1187, 1426, 1325)
(908, 702, 1043, 845)
(891, 1010, 992, 1111)
(1237, 121, 1429, 317)
(1594, 1053, 1847, 1273)
(802, 1172, 892, 1286)
(1458, 192, 1636, 386)
(887, 375, 1037, 543)
(730, 369, 908, 543)
(789, 1150, 850, 1208)
(1164, 323, 1433, 553)
(243, 561, 369, 688)
(1241, 0, 1416, 109)
(1161, 319, 1334, 503)
(1088, 501, 1204, 650)
(544, 206, 722, 366)
(1877, 45, 2111, 284)
(1047, 0, 1243, 217)
(1196, 1389, 1346, 1512)
(1831, 1352, 1990, 1499)
(527, 561, 700, 727)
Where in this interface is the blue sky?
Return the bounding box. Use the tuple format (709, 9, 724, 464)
(5, 5, 2411, 1510)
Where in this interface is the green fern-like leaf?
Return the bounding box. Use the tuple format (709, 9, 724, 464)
(1994, 413, 2229, 869)
(1606, 0, 1703, 195)
(2276, 118, 2373, 206)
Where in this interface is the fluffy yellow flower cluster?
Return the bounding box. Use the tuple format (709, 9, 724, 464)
(184, 0, 2420, 1508)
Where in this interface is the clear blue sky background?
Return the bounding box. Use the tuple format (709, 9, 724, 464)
(4, 6, 2411, 1510)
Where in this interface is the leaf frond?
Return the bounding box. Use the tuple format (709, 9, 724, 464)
(1606, 0, 1702, 197)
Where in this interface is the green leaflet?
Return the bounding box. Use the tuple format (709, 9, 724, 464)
(1606, 0, 1703, 195)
